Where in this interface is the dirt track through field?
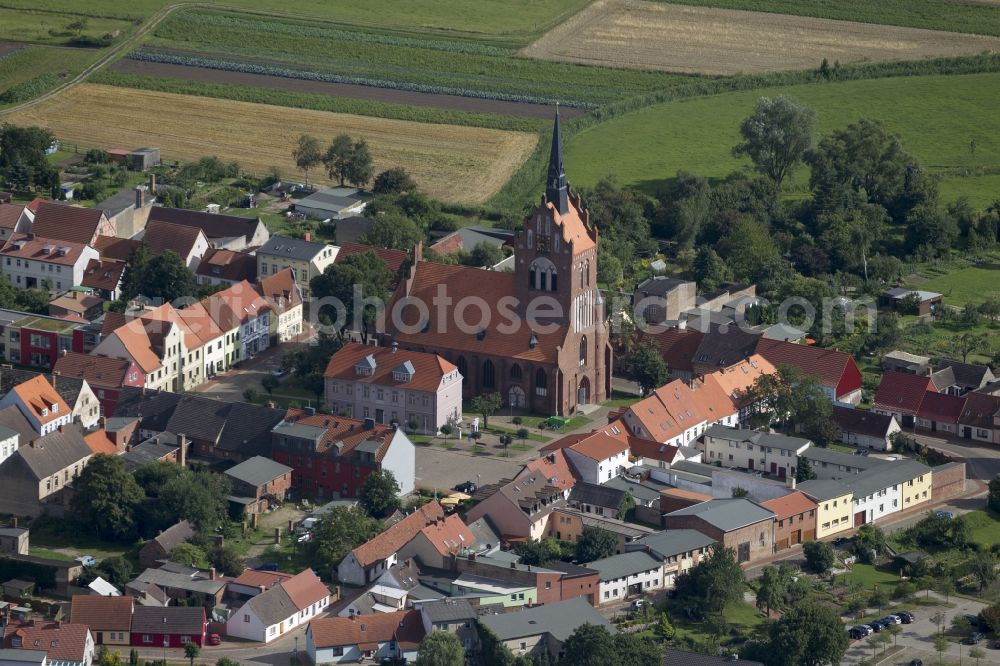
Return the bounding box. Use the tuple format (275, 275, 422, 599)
(108, 58, 587, 120)
(521, 0, 1000, 75)
(6, 83, 538, 204)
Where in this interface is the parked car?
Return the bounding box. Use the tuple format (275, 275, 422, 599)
(964, 632, 985, 645)
(75, 555, 96, 567)
(965, 614, 980, 626)
(937, 510, 955, 519)
(270, 367, 289, 378)
(207, 634, 222, 646)
(897, 611, 915, 624)
(991, 638, 1000, 649)
(257, 563, 280, 572)
(631, 599, 646, 611)
(454, 481, 478, 494)
(910, 660, 922, 666)
(849, 626, 870, 640)
(881, 615, 902, 625)
(869, 621, 883, 633)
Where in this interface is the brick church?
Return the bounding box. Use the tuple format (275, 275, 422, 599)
(382, 112, 611, 415)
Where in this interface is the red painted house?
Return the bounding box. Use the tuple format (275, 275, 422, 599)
(53, 351, 145, 415)
(754, 338, 864, 404)
(270, 411, 416, 499)
(130, 606, 207, 648)
(0, 310, 88, 369)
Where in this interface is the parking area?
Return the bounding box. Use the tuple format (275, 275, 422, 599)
(842, 594, 998, 664)
(414, 446, 524, 494)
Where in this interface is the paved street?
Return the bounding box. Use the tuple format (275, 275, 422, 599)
(914, 431, 1000, 482)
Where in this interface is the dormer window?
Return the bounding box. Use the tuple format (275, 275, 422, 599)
(355, 354, 377, 376)
(41, 408, 48, 417)
(393, 361, 415, 383)
(52, 403, 58, 413)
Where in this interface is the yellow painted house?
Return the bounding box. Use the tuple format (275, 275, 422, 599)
(256, 235, 338, 297)
(798, 479, 854, 539)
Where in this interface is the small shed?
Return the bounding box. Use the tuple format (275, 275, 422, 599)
(3, 578, 34, 598)
(128, 148, 160, 171)
(892, 550, 927, 573)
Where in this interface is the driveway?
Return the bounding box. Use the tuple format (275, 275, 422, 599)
(913, 431, 1000, 483)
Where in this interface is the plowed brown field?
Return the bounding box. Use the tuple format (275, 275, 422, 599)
(521, 0, 1000, 75)
(7, 84, 538, 204)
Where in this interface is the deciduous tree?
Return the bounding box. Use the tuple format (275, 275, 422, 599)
(292, 134, 322, 188)
(415, 631, 465, 666)
(373, 167, 416, 195)
(575, 526, 617, 563)
(803, 540, 835, 574)
(673, 545, 745, 618)
(623, 340, 668, 396)
(733, 95, 816, 192)
(360, 469, 401, 519)
(765, 601, 849, 666)
(309, 506, 382, 572)
(470, 392, 503, 430)
(71, 454, 145, 540)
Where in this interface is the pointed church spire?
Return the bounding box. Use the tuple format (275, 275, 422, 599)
(546, 105, 569, 215)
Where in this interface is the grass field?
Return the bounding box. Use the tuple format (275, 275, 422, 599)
(6, 84, 537, 205)
(564, 72, 1000, 206)
(523, 0, 1000, 75)
(137, 9, 688, 107)
(965, 510, 1000, 548)
(0, 46, 95, 102)
(0, 8, 136, 45)
(0, 0, 591, 40)
(904, 254, 1000, 306)
(844, 564, 900, 589)
(662, 0, 1000, 37)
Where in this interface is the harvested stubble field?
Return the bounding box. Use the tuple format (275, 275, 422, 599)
(521, 0, 1000, 75)
(5, 84, 537, 204)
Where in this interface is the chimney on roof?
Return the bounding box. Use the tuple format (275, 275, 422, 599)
(58, 425, 63, 433)
(60, 349, 67, 357)
(304, 232, 311, 242)
(391, 341, 398, 354)
(178, 433, 188, 467)
(149, 173, 156, 195)
(209, 567, 216, 581)
(135, 187, 144, 210)
(9, 518, 16, 528)
(786, 476, 796, 490)
(510, 562, 515, 569)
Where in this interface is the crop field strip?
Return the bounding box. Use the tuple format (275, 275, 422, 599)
(522, 0, 1000, 75)
(106, 59, 585, 122)
(0, 45, 98, 105)
(5, 84, 539, 205)
(562, 72, 1000, 204)
(136, 9, 691, 108)
(0, 0, 591, 41)
(658, 0, 1000, 37)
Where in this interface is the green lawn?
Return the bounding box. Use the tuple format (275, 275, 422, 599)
(28, 518, 132, 560)
(0, 8, 135, 45)
(0, 46, 97, 103)
(904, 258, 1000, 306)
(964, 510, 1000, 548)
(938, 173, 1000, 210)
(1, 0, 591, 42)
(565, 72, 1000, 208)
(844, 564, 901, 589)
(668, 600, 765, 643)
(661, 0, 1000, 37)
(28, 547, 74, 562)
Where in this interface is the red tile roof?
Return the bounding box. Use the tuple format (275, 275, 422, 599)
(873, 371, 935, 414)
(960, 392, 1000, 429)
(309, 609, 425, 650)
(232, 569, 292, 589)
(389, 261, 567, 364)
(0, 203, 25, 230)
(539, 433, 588, 452)
(93, 236, 140, 262)
(142, 219, 205, 261)
(324, 342, 457, 394)
(4, 621, 91, 662)
(760, 491, 817, 520)
(84, 429, 118, 455)
(627, 437, 681, 464)
(147, 206, 262, 244)
(202, 280, 270, 330)
(418, 513, 475, 556)
(258, 268, 301, 314)
(81, 259, 125, 292)
(196, 248, 257, 283)
(755, 338, 862, 397)
(337, 243, 407, 277)
(567, 430, 628, 461)
(0, 233, 90, 265)
(70, 595, 133, 632)
(30, 201, 106, 245)
(350, 502, 445, 568)
(280, 411, 397, 462)
(917, 391, 965, 424)
(11, 374, 71, 426)
(280, 569, 330, 609)
(638, 327, 704, 374)
(520, 448, 577, 490)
